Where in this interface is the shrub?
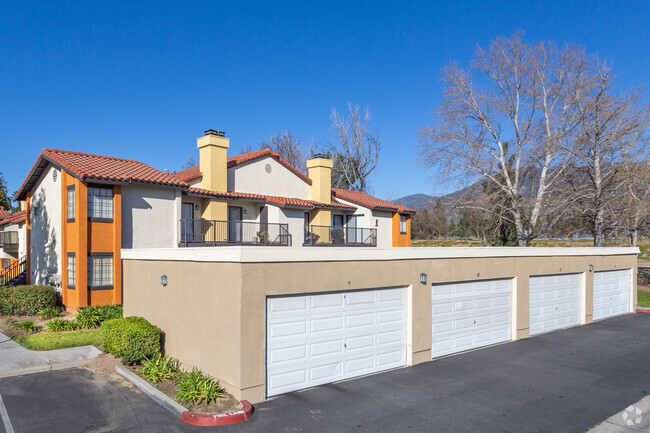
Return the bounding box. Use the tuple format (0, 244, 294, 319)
(142, 354, 180, 384)
(38, 307, 60, 319)
(96, 305, 123, 322)
(74, 305, 123, 329)
(175, 367, 224, 406)
(0, 285, 56, 316)
(75, 307, 101, 329)
(15, 319, 38, 333)
(101, 317, 161, 365)
(44, 318, 77, 332)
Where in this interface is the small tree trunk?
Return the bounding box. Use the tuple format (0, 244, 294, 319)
(593, 208, 606, 247)
(629, 229, 638, 247)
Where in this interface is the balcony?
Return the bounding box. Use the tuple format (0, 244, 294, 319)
(179, 219, 291, 247)
(303, 225, 377, 247)
(0, 231, 18, 249)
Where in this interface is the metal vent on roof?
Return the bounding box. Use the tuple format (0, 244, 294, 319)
(204, 129, 225, 137)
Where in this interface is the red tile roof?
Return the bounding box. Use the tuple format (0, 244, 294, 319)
(16, 149, 189, 200)
(332, 189, 416, 214)
(173, 165, 201, 182)
(185, 188, 267, 202)
(0, 207, 10, 220)
(0, 210, 26, 226)
(184, 188, 355, 211)
(173, 149, 312, 185)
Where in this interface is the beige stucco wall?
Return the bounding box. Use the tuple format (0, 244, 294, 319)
(122, 250, 637, 404)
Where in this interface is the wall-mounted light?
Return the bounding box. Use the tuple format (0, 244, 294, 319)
(161, 275, 168, 286)
(194, 204, 200, 211)
(588, 264, 594, 272)
(375, 219, 379, 227)
(420, 273, 428, 285)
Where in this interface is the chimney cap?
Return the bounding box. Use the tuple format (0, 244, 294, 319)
(312, 152, 326, 159)
(204, 129, 226, 137)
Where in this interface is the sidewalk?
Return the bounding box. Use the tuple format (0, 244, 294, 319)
(0, 331, 101, 378)
(587, 395, 650, 432)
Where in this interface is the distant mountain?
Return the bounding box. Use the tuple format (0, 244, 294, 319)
(393, 193, 438, 210)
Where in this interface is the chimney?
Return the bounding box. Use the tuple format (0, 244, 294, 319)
(197, 129, 229, 193)
(307, 155, 333, 204)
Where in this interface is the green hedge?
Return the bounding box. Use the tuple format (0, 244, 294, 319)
(0, 285, 56, 316)
(101, 317, 161, 365)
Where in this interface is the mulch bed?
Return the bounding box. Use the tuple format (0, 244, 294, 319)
(127, 365, 242, 415)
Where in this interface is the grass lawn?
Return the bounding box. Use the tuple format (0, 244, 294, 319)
(637, 290, 650, 308)
(13, 329, 101, 351)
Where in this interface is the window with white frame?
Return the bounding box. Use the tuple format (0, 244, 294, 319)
(88, 254, 113, 289)
(67, 186, 75, 221)
(67, 253, 75, 289)
(400, 215, 407, 234)
(88, 186, 113, 220)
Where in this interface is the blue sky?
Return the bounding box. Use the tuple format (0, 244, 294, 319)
(0, 0, 648, 202)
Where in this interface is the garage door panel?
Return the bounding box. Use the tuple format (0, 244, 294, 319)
(268, 296, 308, 314)
(432, 278, 512, 359)
(267, 287, 406, 397)
(310, 316, 344, 334)
(530, 273, 581, 335)
(310, 339, 344, 357)
(594, 270, 630, 321)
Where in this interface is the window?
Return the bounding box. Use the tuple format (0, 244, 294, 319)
(88, 185, 113, 221)
(400, 215, 407, 234)
(88, 254, 113, 289)
(67, 253, 75, 289)
(66, 186, 75, 222)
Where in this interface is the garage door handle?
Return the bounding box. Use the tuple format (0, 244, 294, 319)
(344, 343, 347, 349)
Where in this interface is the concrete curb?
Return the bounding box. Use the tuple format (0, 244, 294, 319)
(115, 366, 187, 418)
(115, 365, 253, 426)
(635, 306, 650, 313)
(181, 401, 253, 426)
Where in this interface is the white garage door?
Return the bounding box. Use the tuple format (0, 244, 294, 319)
(431, 279, 512, 358)
(266, 287, 406, 397)
(593, 269, 631, 321)
(529, 273, 581, 336)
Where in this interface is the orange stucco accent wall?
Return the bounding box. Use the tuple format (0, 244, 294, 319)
(60, 172, 122, 310)
(392, 213, 411, 247)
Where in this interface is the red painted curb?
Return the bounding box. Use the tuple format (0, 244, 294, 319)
(636, 307, 650, 313)
(181, 400, 253, 426)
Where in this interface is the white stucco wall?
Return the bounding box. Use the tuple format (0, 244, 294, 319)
(30, 164, 62, 288)
(335, 197, 394, 248)
(122, 185, 180, 249)
(280, 208, 307, 247)
(227, 156, 310, 199)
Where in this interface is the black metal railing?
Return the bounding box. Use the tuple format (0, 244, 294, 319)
(0, 256, 26, 286)
(179, 219, 291, 247)
(303, 225, 377, 247)
(0, 231, 18, 248)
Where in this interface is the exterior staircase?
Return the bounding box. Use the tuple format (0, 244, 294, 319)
(0, 256, 26, 286)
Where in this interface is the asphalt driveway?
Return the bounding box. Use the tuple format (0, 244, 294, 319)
(0, 314, 648, 433)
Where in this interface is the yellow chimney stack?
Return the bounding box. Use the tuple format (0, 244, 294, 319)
(197, 129, 229, 226)
(307, 155, 333, 204)
(197, 129, 229, 193)
(307, 155, 334, 237)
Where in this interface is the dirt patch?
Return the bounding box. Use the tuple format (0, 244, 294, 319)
(127, 365, 242, 415)
(83, 353, 123, 377)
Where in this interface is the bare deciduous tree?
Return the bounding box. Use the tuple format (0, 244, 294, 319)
(420, 33, 590, 246)
(260, 131, 307, 173)
(615, 160, 650, 246)
(330, 103, 381, 192)
(567, 61, 649, 246)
